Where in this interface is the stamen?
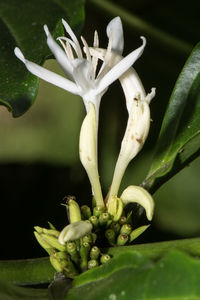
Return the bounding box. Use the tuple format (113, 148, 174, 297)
(92, 31, 99, 78)
(57, 37, 69, 56)
(62, 19, 83, 58)
(65, 39, 74, 62)
(93, 30, 99, 48)
(81, 36, 92, 62)
(57, 37, 81, 58)
(81, 36, 94, 80)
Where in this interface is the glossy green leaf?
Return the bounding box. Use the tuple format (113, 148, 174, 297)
(108, 237, 200, 260)
(0, 0, 85, 117)
(66, 250, 200, 300)
(0, 257, 54, 285)
(0, 278, 49, 300)
(1, 238, 200, 287)
(142, 42, 200, 193)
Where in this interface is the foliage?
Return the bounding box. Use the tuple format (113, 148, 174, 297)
(0, 0, 200, 299)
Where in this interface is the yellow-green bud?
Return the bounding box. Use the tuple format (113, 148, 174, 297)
(100, 254, 111, 264)
(88, 259, 99, 269)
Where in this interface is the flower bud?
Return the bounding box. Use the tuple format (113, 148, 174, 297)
(88, 259, 99, 269)
(107, 196, 123, 222)
(59, 221, 92, 244)
(100, 254, 111, 264)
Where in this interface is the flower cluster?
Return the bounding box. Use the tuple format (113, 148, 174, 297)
(15, 17, 155, 275)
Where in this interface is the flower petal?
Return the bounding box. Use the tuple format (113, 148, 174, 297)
(106, 17, 124, 55)
(14, 47, 79, 95)
(44, 25, 74, 80)
(120, 185, 154, 221)
(96, 37, 146, 94)
(72, 58, 93, 93)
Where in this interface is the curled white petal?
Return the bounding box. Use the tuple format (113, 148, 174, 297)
(59, 221, 92, 244)
(96, 37, 146, 94)
(120, 185, 154, 221)
(44, 25, 73, 80)
(106, 16, 124, 55)
(14, 47, 79, 95)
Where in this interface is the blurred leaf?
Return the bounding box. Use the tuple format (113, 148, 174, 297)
(142, 42, 200, 193)
(0, 257, 54, 285)
(0, 278, 49, 300)
(0, 0, 85, 117)
(66, 250, 200, 300)
(153, 158, 200, 236)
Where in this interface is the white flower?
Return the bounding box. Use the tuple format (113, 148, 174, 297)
(14, 17, 146, 122)
(89, 24, 155, 210)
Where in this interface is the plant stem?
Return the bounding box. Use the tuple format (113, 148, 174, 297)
(88, 0, 192, 57)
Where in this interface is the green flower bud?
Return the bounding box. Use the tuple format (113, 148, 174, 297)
(105, 229, 116, 245)
(117, 233, 129, 246)
(90, 246, 100, 260)
(66, 242, 79, 264)
(93, 206, 104, 217)
(110, 222, 120, 234)
(89, 215, 98, 228)
(119, 216, 127, 225)
(50, 253, 67, 273)
(88, 259, 99, 269)
(34, 226, 60, 238)
(34, 230, 65, 253)
(107, 196, 123, 221)
(99, 212, 110, 227)
(67, 196, 82, 223)
(82, 234, 93, 244)
(92, 233, 97, 243)
(81, 205, 92, 220)
(50, 252, 79, 278)
(120, 224, 132, 235)
(100, 254, 111, 264)
(80, 241, 90, 271)
(34, 232, 54, 255)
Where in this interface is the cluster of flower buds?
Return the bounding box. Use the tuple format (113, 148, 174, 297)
(34, 198, 113, 278)
(15, 16, 156, 276)
(34, 194, 153, 277)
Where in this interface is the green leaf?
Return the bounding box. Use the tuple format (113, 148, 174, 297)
(1, 238, 200, 286)
(108, 237, 200, 260)
(0, 278, 49, 300)
(0, 0, 85, 117)
(66, 250, 200, 300)
(0, 257, 54, 285)
(142, 42, 200, 193)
